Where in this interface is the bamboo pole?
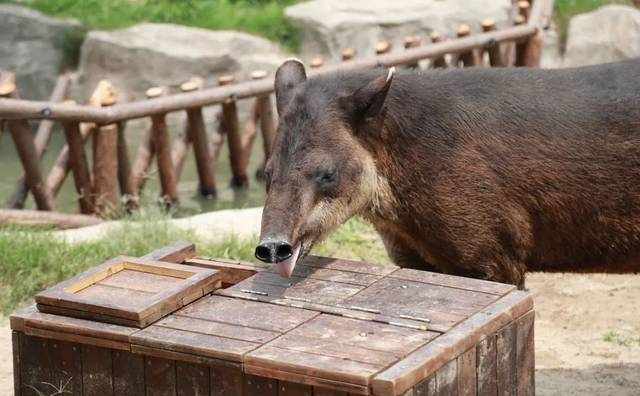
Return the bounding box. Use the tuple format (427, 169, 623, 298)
(1, 71, 55, 211)
(147, 87, 179, 207)
(481, 19, 506, 67)
(403, 36, 421, 69)
(61, 111, 93, 214)
(0, 209, 102, 229)
(429, 32, 448, 68)
(6, 73, 72, 209)
(252, 70, 277, 180)
(341, 48, 356, 62)
(183, 77, 217, 198)
(218, 74, 248, 188)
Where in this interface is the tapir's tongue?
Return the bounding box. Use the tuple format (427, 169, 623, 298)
(276, 243, 301, 278)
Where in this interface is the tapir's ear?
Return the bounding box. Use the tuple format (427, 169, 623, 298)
(349, 67, 395, 120)
(275, 59, 307, 115)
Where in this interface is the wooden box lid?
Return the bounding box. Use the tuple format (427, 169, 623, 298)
(34, 256, 221, 328)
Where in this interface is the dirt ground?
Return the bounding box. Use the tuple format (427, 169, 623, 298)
(1, 272, 638, 395)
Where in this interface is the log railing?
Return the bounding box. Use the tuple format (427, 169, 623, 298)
(0, 0, 553, 223)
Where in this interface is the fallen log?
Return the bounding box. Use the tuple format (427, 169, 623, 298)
(0, 209, 102, 229)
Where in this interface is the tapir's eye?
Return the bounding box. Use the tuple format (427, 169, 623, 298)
(314, 169, 337, 190)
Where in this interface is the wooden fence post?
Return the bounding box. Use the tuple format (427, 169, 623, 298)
(117, 120, 136, 211)
(481, 19, 506, 67)
(147, 87, 179, 208)
(5, 73, 72, 209)
(91, 81, 120, 217)
(183, 77, 217, 198)
(218, 75, 248, 189)
(129, 88, 159, 198)
(61, 101, 93, 214)
(252, 70, 277, 180)
(429, 32, 448, 68)
(514, 15, 528, 66)
(341, 48, 356, 62)
(1, 71, 55, 211)
(172, 79, 198, 180)
(456, 24, 482, 67)
(403, 36, 422, 69)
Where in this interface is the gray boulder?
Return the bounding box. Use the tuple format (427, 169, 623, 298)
(0, 5, 84, 100)
(77, 23, 290, 101)
(563, 5, 640, 67)
(285, 0, 512, 60)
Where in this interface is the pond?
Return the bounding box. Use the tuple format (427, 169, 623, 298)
(0, 119, 268, 217)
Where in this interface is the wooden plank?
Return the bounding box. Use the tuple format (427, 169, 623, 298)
(177, 295, 318, 333)
(244, 374, 277, 396)
(186, 257, 265, 286)
(457, 347, 476, 396)
(20, 334, 52, 395)
(177, 361, 210, 396)
(63, 121, 94, 214)
(113, 349, 145, 396)
(496, 323, 517, 396)
(476, 335, 497, 396)
(82, 345, 114, 396)
(435, 359, 457, 396)
(36, 303, 141, 329)
(264, 264, 382, 287)
(145, 356, 177, 396)
(76, 283, 154, 308)
(12, 332, 21, 396)
(132, 344, 241, 370)
(312, 388, 349, 396)
(49, 340, 82, 395)
(131, 324, 260, 362)
(246, 365, 368, 395)
(389, 269, 515, 296)
(98, 269, 183, 293)
(211, 365, 244, 396)
(413, 375, 435, 396)
(158, 314, 280, 343)
(302, 255, 396, 276)
(92, 122, 119, 217)
(142, 241, 196, 263)
(371, 291, 533, 395)
(278, 380, 313, 396)
(515, 310, 535, 396)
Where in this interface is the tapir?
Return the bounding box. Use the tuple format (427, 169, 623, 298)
(254, 58, 640, 288)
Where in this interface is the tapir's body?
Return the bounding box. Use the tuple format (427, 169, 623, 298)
(256, 59, 640, 288)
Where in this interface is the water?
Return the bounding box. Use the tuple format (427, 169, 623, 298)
(0, 119, 268, 217)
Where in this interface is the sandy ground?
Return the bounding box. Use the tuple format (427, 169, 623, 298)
(1, 272, 638, 395)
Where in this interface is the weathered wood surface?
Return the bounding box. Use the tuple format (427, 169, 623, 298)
(0, 208, 101, 229)
(141, 241, 196, 263)
(63, 121, 94, 213)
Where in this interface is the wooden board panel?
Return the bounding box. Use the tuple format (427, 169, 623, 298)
(113, 349, 145, 396)
(145, 356, 177, 396)
(177, 295, 318, 333)
(244, 374, 277, 396)
(476, 335, 497, 396)
(312, 388, 349, 396)
(177, 361, 210, 396)
(211, 366, 244, 396)
(457, 347, 476, 396)
(302, 255, 396, 276)
(20, 334, 52, 395)
(435, 359, 457, 396)
(49, 339, 82, 395)
(516, 310, 535, 396)
(12, 332, 21, 396)
(82, 345, 113, 396)
(389, 268, 515, 296)
(35, 256, 220, 328)
(496, 323, 517, 396)
(186, 257, 263, 286)
(264, 264, 382, 287)
(157, 315, 280, 343)
(278, 380, 313, 396)
(35, 303, 142, 329)
(142, 241, 196, 263)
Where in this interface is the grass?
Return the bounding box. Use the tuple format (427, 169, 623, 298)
(602, 330, 640, 347)
(0, 212, 388, 314)
(554, 0, 634, 47)
(1, 0, 301, 51)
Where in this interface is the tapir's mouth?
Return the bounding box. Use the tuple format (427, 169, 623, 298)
(275, 238, 312, 278)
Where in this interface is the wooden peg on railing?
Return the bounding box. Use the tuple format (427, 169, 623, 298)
(455, 24, 478, 67)
(251, 70, 277, 180)
(514, 15, 528, 66)
(128, 87, 161, 200)
(61, 99, 93, 214)
(310, 57, 324, 69)
(146, 86, 179, 207)
(219, 74, 248, 188)
(429, 32, 448, 68)
(5, 72, 72, 209)
(182, 76, 217, 198)
(375, 40, 392, 55)
(91, 80, 121, 217)
(403, 36, 422, 69)
(481, 19, 505, 67)
(341, 48, 356, 62)
(0, 71, 54, 211)
(518, 0, 531, 22)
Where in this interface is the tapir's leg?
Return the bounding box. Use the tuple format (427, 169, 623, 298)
(376, 228, 440, 271)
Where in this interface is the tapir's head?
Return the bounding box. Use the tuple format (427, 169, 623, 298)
(255, 59, 396, 277)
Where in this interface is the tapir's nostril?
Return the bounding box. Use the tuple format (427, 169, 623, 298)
(255, 241, 293, 263)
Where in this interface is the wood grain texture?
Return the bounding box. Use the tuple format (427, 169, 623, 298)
(142, 241, 196, 263)
(176, 361, 210, 396)
(476, 335, 498, 396)
(145, 356, 177, 396)
(12, 332, 21, 396)
(389, 268, 515, 296)
(516, 310, 535, 396)
(496, 323, 517, 396)
(211, 365, 244, 396)
(435, 359, 458, 396)
(278, 380, 313, 396)
(49, 339, 82, 395)
(457, 347, 476, 396)
(20, 334, 52, 395)
(82, 345, 114, 396)
(244, 374, 277, 396)
(113, 349, 145, 396)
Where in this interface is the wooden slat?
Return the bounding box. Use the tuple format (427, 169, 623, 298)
(265, 264, 382, 287)
(76, 283, 154, 308)
(496, 323, 517, 395)
(278, 380, 313, 396)
(49, 339, 83, 396)
(211, 365, 244, 396)
(457, 347, 476, 396)
(371, 291, 533, 395)
(476, 335, 497, 396)
(302, 255, 396, 276)
(145, 356, 177, 396)
(12, 332, 21, 396)
(36, 303, 141, 329)
(244, 374, 277, 396)
(245, 365, 368, 395)
(63, 121, 94, 214)
(435, 359, 457, 396)
(142, 241, 196, 263)
(389, 269, 515, 296)
(177, 361, 210, 396)
(82, 345, 114, 396)
(92, 122, 119, 217)
(158, 315, 280, 343)
(132, 344, 241, 370)
(312, 388, 349, 396)
(98, 269, 183, 293)
(186, 257, 262, 286)
(516, 310, 535, 396)
(20, 334, 52, 395)
(113, 349, 145, 396)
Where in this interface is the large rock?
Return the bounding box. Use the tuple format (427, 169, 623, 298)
(563, 5, 640, 67)
(285, 0, 512, 60)
(0, 5, 83, 100)
(77, 23, 290, 101)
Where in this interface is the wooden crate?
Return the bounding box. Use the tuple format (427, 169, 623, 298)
(11, 245, 535, 396)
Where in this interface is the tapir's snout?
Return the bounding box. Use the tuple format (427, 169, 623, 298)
(255, 240, 293, 264)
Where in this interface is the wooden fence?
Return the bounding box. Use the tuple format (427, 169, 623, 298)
(0, 0, 553, 223)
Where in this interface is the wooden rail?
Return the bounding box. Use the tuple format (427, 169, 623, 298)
(0, 0, 552, 223)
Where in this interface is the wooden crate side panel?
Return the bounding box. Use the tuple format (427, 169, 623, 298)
(434, 359, 458, 396)
(244, 374, 278, 396)
(145, 356, 177, 396)
(12, 331, 21, 396)
(476, 335, 498, 396)
(211, 365, 244, 396)
(82, 344, 114, 396)
(278, 380, 313, 395)
(49, 339, 83, 395)
(113, 349, 145, 396)
(456, 347, 476, 396)
(516, 310, 535, 396)
(20, 334, 53, 395)
(176, 361, 210, 396)
(496, 322, 517, 396)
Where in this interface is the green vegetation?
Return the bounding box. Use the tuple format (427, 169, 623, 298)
(602, 330, 640, 347)
(554, 0, 633, 46)
(0, 213, 388, 314)
(1, 0, 301, 51)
